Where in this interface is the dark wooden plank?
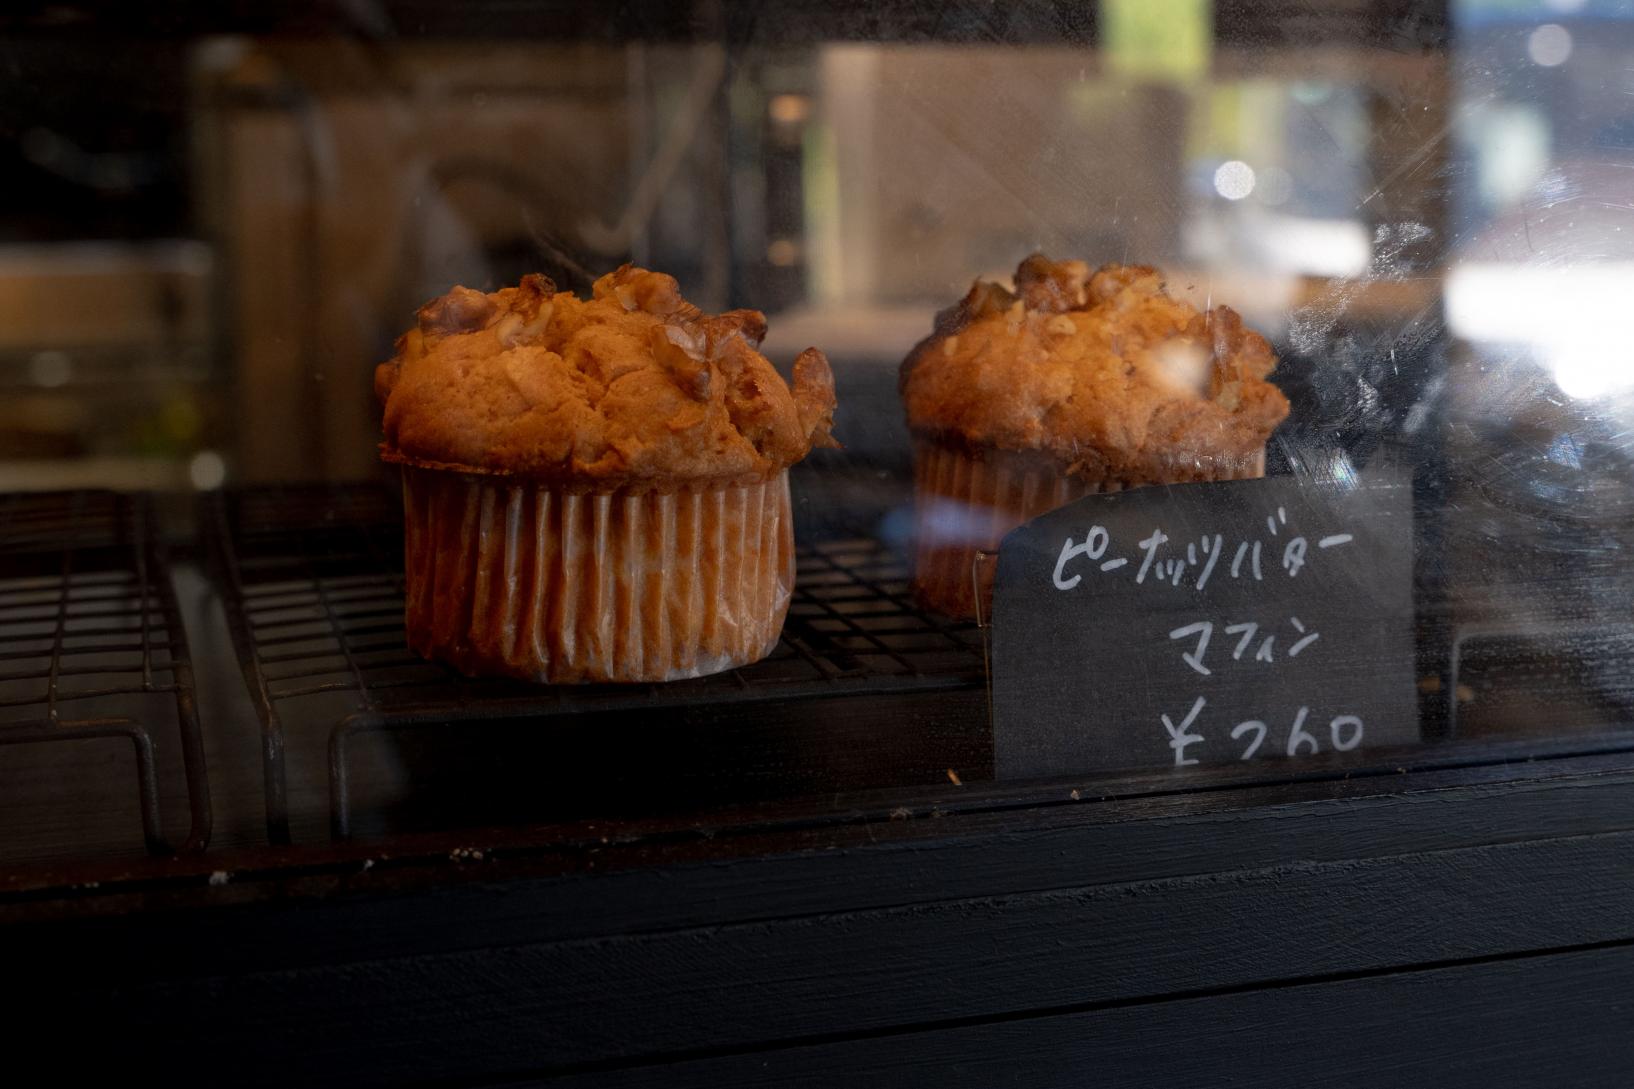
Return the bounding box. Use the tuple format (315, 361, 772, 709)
(5, 724, 1628, 904)
(15, 761, 1634, 984)
(544, 942, 1634, 1088)
(79, 824, 1634, 1086)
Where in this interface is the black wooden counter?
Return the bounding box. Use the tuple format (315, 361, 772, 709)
(8, 738, 1634, 1086)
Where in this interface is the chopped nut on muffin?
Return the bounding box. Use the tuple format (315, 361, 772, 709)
(377, 266, 836, 488)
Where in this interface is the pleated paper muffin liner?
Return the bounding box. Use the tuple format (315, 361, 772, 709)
(910, 439, 1266, 621)
(400, 465, 794, 683)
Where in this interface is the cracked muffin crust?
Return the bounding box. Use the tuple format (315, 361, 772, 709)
(377, 266, 837, 488)
(901, 255, 1288, 484)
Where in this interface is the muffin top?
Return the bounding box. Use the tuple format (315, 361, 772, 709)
(376, 267, 838, 487)
(900, 255, 1289, 483)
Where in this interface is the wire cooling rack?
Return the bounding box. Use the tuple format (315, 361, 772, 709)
(0, 490, 210, 855)
(207, 484, 987, 841)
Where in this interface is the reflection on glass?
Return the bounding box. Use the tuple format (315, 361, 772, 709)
(2, 1, 1634, 793)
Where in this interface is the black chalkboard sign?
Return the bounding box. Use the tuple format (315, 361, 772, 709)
(992, 471, 1417, 778)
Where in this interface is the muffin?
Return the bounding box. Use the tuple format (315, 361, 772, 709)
(900, 255, 1289, 619)
(374, 266, 837, 683)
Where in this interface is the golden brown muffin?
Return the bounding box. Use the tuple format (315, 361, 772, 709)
(901, 255, 1290, 619)
(375, 266, 838, 683)
(377, 267, 836, 485)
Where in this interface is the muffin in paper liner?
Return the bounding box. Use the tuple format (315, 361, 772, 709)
(374, 266, 838, 683)
(910, 439, 1267, 621)
(401, 465, 794, 683)
(900, 255, 1289, 621)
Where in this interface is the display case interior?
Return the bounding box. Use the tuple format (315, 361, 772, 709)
(14, 6, 1634, 1088)
(1, 0, 1632, 865)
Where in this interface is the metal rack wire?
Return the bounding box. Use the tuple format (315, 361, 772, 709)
(207, 484, 987, 842)
(0, 490, 211, 855)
